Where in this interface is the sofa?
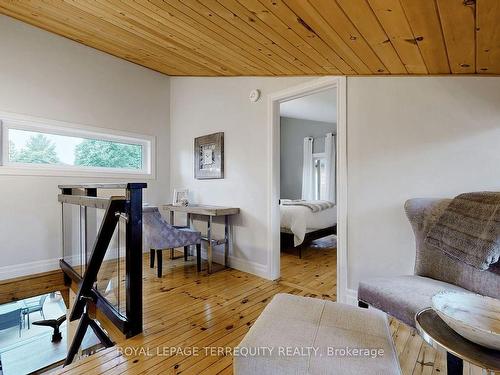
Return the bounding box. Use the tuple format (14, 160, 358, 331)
(358, 198, 500, 328)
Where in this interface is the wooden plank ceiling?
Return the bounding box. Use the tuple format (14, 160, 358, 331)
(0, 0, 498, 76)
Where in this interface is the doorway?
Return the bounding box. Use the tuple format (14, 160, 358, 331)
(267, 77, 347, 302)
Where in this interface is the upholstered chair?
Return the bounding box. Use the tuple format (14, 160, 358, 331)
(143, 206, 202, 277)
(357, 198, 500, 328)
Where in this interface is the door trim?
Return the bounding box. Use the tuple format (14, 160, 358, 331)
(267, 76, 348, 303)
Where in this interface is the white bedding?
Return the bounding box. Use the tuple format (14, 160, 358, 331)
(280, 204, 337, 246)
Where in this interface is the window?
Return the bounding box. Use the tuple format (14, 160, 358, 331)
(313, 154, 327, 200)
(0, 113, 154, 177)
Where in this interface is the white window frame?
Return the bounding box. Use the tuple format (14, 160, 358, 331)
(312, 152, 326, 160)
(0, 112, 155, 178)
(312, 152, 326, 200)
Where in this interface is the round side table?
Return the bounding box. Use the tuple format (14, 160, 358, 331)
(415, 308, 500, 375)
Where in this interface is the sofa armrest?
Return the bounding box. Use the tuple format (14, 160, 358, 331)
(405, 198, 452, 277)
(404, 198, 500, 298)
(405, 198, 451, 239)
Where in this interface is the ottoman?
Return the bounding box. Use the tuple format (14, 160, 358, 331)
(234, 293, 401, 375)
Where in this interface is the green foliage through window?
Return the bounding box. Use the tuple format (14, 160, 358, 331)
(7, 130, 143, 170)
(10, 134, 60, 164)
(74, 139, 142, 169)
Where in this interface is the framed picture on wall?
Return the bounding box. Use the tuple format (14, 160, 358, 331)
(194, 132, 224, 179)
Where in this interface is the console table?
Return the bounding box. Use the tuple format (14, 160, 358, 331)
(162, 204, 240, 274)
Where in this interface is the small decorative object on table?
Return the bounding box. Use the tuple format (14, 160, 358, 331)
(432, 291, 500, 350)
(194, 132, 224, 179)
(173, 188, 189, 206)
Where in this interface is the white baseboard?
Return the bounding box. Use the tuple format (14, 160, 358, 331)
(206, 246, 268, 279)
(0, 247, 268, 282)
(0, 247, 151, 281)
(228, 256, 268, 279)
(345, 288, 358, 306)
(0, 258, 60, 281)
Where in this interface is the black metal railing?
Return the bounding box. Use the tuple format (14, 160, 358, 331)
(58, 183, 146, 365)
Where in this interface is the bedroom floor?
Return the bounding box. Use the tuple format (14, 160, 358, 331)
(280, 235, 337, 299)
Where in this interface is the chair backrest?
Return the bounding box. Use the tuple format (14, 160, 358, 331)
(143, 206, 172, 225)
(0, 308, 21, 330)
(405, 198, 500, 299)
(142, 206, 175, 250)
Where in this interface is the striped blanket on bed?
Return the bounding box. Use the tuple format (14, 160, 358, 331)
(280, 199, 335, 213)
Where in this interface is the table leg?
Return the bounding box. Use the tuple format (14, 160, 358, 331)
(224, 215, 229, 268)
(207, 216, 213, 274)
(446, 352, 463, 375)
(187, 213, 192, 256)
(196, 243, 201, 272)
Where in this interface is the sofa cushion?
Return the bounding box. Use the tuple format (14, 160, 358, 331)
(358, 275, 469, 327)
(234, 293, 400, 375)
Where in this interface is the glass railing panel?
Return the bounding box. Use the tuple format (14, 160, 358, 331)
(58, 183, 145, 345)
(62, 203, 83, 276)
(95, 224, 120, 314)
(95, 214, 126, 316)
(83, 207, 105, 274)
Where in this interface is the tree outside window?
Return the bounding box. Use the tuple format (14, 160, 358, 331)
(8, 132, 142, 169)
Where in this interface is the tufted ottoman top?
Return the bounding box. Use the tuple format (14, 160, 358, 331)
(234, 293, 401, 375)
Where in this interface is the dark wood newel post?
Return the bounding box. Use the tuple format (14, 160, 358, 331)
(126, 183, 144, 337)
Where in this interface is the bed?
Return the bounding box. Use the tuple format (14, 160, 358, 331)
(280, 200, 337, 258)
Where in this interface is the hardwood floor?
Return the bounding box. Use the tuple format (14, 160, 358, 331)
(53, 250, 488, 375)
(280, 235, 337, 298)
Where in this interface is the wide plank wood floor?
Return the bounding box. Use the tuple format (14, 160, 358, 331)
(52, 249, 488, 375)
(280, 235, 337, 298)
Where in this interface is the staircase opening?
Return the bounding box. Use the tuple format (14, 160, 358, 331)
(0, 291, 101, 375)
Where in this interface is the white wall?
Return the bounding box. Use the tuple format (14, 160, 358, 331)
(171, 76, 500, 294)
(0, 16, 170, 279)
(347, 76, 500, 294)
(170, 77, 312, 276)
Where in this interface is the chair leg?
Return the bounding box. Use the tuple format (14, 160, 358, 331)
(196, 243, 201, 272)
(184, 246, 189, 261)
(156, 250, 163, 278)
(150, 249, 155, 268)
(358, 300, 369, 308)
(170, 248, 174, 260)
(447, 352, 463, 375)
